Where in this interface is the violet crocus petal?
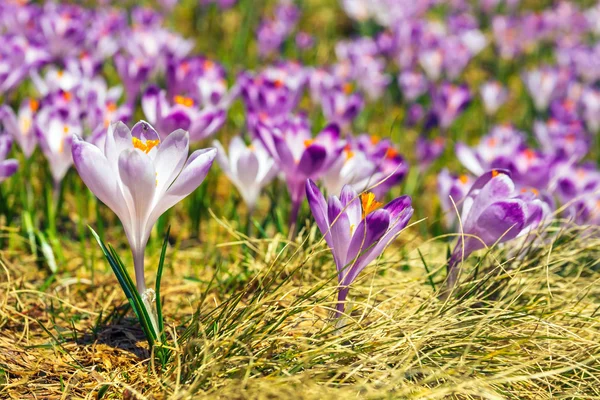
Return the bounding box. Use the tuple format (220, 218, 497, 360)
(228, 135, 247, 168)
(319, 123, 341, 143)
(475, 200, 526, 247)
(104, 121, 133, 171)
(213, 139, 232, 176)
(141, 85, 161, 124)
(160, 110, 192, 139)
(465, 169, 512, 197)
(0, 159, 18, 181)
(118, 148, 157, 248)
(0, 135, 13, 160)
(189, 108, 226, 142)
(297, 144, 327, 177)
(131, 120, 160, 142)
(306, 179, 332, 245)
(153, 129, 189, 196)
(456, 142, 485, 176)
(272, 133, 295, 172)
(342, 209, 390, 286)
(339, 185, 361, 228)
(150, 148, 217, 223)
(71, 135, 128, 223)
(236, 149, 260, 188)
(463, 172, 515, 224)
(327, 195, 352, 270)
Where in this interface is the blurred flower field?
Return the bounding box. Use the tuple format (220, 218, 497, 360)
(1, 0, 600, 398)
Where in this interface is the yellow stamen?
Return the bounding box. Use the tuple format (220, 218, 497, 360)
(361, 192, 383, 219)
(173, 95, 194, 107)
(492, 169, 499, 178)
(303, 139, 315, 148)
(106, 102, 117, 112)
(63, 126, 69, 134)
(459, 174, 468, 184)
(57, 70, 64, 78)
(132, 137, 160, 154)
(370, 135, 380, 144)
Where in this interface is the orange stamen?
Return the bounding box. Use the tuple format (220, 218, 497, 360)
(29, 99, 39, 112)
(492, 170, 499, 178)
(385, 147, 398, 159)
(173, 95, 194, 107)
(303, 139, 315, 148)
(106, 102, 117, 112)
(342, 82, 353, 94)
(273, 79, 284, 89)
(459, 174, 469, 184)
(370, 135, 380, 144)
(361, 192, 383, 219)
(62, 91, 72, 102)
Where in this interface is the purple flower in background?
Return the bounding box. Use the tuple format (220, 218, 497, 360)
(534, 119, 589, 161)
(416, 136, 445, 172)
(296, 32, 314, 50)
(432, 83, 471, 130)
(257, 1, 300, 57)
(306, 180, 413, 315)
(38, 3, 88, 59)
(239, 62, 307, 125)
(0, 135, 18, 183)
(437, 168, 473, 228)
(321, 145, 377, 195)
(480, 81, 508, 115)
(320, 87, 363, 130)
(35, 107, 82, 185)
(581, 87, 600, 132)
(166, 56, 230, 107)
(443, 170, 547, 297)
(1, 99, 40, 158)
(522, 67, 562, 111)
(405, 103, 425, 127)
(142, 86, 226, 142)
(114, 54, 153, 105)
(213, 136, 277, 212)
(257, 118, 344, 226)
(456, 125, 525, 176)
(354, 134, 409, 198)
(71, 121, 216, 307)
(0, 35, 50, 95)
(398, 70, 428, 102)
(419, 48, 443, 81)
(492, 16, 523, 60)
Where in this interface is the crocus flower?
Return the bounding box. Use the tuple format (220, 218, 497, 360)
(142, 86, 226, 142)
(320, 145, 377, 195)
(320, 87, 363, 130)
(1, 98, 39, 158)
(213, 136, 277, 212)
(534, 119, 589, 161)
(257, 118, 344, 226)
(35, 107, 82, 186)
(443, 170, 546, 296)
(480, 81, 508, 116)
(306, 180, 413, 315)
(581, 87, 600, 132)
(71, 121, 216, 327)
(0, 135, 18, 183)
(398, 70, 428, 102)
(437, 168, 473, 228)
(522, 67, 561, 111)
(432, 83, 471, 130)
(416, 136, 445, 172)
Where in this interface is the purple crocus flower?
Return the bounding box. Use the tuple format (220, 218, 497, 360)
(213, 136, 277, 212)
(257, 117, 344, 226)
(398, 70, 428, 102)
(534, 119, 589, 162)
(35, 107, 82, 186)
(1, 98, 40, 158)
(432, 83, 471, 130)
(437, 168, 473, 228)
(320, 87, 363, 130)
(480, 81, 508, 116)
(71, 121, 216, 322)
(295, 32, 314, 50)
(321, 145, 377, 195)
(416, 136, 445, 172)
(581, 87, 600, 132)
(114, 54, 153, 105)
(142, 86, 226, 142)
(0, 135, 18, 183)
(522, 67, 561, 111)
(443, 170, 546, 296)
(306, 180, 413, 315)
(456, 125, 525, 176)
(0, 35, 50, 95)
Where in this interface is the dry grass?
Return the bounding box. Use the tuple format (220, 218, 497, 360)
(1, 218, 600, 399)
